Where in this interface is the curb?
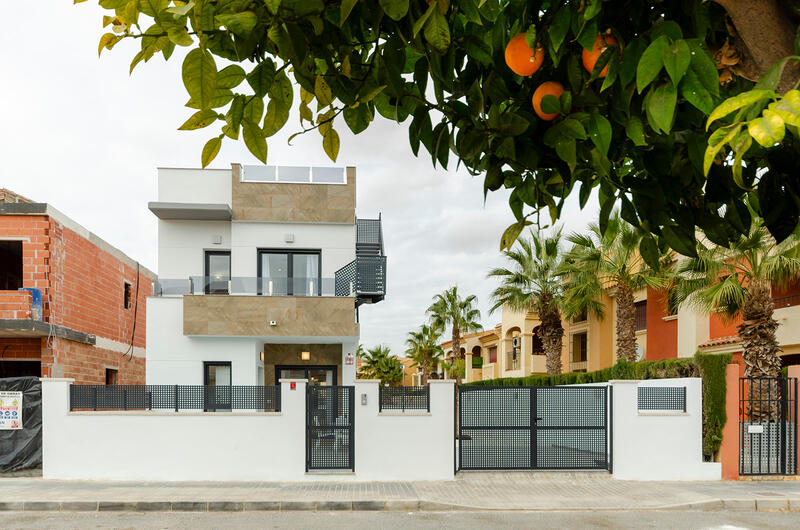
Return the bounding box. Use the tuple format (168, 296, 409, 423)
(1, 498, 799, 513)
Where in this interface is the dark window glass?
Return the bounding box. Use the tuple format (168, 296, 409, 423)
(635, 300, 648, 331)
(0, 241, 23, 290)
(123, 282, 131, 309)
(258, 250, 320, 295)
(572, 333, 587, 362)
(205, 251, 231, 294)
(105, 369, 118, 385)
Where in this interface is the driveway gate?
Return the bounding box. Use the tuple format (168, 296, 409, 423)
(739, 377, 797, 475)
(306, 385, 354, 471)
(457, 386, 611, 471)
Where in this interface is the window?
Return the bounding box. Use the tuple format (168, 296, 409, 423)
(531, 326, 544, 355)
(105, 368, 118, 385)
(258, 250, 321, 296)
(572, 309, 587, 323)
(123, 281, 132, 309)
(635, 300, 647, 331)
(204, 251, 231, 294)
(0, 241, 23, 290)
(488, 346, 497, 364)
(572, 332, 587, 363)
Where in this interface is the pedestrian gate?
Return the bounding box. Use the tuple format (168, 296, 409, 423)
(457, 386, 611, 471)
(739, 377, 797, 475)
(306, 385, 354, 471)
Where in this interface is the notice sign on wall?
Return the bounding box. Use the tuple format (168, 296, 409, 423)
(0, 391, 23, 430)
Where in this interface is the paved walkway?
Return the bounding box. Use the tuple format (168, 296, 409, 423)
(0, 473, 799, 512)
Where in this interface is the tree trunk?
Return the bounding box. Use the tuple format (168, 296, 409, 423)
(615, 283, 638, 362)
(537, 297, 564, 375)
(452, 326, 462, 386)
(422, 348, 429, 385)
(739, 280, 783, 422)
(713, 0, 800, 93)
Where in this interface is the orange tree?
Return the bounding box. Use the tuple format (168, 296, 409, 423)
(84, 0, 800, 261)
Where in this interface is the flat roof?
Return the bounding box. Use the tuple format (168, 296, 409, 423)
(148, 202, 232, 220)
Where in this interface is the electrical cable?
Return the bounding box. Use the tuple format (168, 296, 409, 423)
(123, 262, 140, 361)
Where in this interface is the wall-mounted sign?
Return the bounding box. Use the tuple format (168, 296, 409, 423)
(290, 382, 296, 390)
(345, 352, 355, 366)
(747, 425, 764, 434)
(0, 391, 22, 430)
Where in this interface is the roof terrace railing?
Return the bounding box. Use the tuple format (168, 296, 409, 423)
(241, 165, 346, 184)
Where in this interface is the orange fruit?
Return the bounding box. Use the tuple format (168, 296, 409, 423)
(504, 33, 545, 76)
(532, 81, 564, 120)
(582, 33, 617, 77)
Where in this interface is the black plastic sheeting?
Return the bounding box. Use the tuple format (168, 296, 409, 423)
(0, 377, 42, 472)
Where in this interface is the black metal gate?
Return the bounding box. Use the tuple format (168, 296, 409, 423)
(457, 386, 611, 471)
(739, 377, 797, 475)
(306, 385, 354, 471)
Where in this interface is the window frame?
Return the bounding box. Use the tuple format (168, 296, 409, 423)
(257, 249, 322, 296)
(123, 281, 132, 310)
(635, 300, 648, 331)
(204, 250, 231, 295)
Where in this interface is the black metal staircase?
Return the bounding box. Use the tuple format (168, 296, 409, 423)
(335, 215, 387, 307)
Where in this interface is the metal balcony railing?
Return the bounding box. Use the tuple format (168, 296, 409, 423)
(334, 256, 386, 305)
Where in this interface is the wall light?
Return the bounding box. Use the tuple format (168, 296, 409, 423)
(260, 351, 264, 362)
(301, 351, 311, 361)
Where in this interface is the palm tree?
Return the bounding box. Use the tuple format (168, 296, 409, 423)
(488, 229, 565, 375)
(405, 323, 445, 384)
(562, 213, 671, 362)
(427, 286, 482, 385)
(357, 344, 404, 385)
(671, 222, 800, 378)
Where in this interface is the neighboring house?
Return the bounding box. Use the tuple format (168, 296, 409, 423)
(146, 164, 386, 388)
(454, 281, 800, 382)
(0, 189, 153, 383)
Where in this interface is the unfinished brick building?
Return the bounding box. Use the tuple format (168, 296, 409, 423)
(0, 188, 154, 384)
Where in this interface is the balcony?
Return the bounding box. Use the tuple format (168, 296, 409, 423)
(155, 277, 346, 297)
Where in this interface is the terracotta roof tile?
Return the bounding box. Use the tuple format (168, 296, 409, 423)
(699, 335, 740, 348)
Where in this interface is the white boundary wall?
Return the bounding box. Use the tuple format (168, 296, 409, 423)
(41, 379, 454, 482)
(608, 378, 721, 481)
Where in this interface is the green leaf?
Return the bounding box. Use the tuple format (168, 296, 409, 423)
(423, 8, 450, 54)
(215, 11, 258, 37)
(340, 0, 357, 25)
(500, 220, 530, 251)
(549, 6, 571, 53)
(322, 128, 340, 162)
(225, 95, 245, 137)
(770, 90, 800, 127)
(731, 131, 753, 188)
(524, 24, 537, 49)
(247, 60, 276, 98)
(679, 68, 714, 114)
(636, 36, 668, 93)
(201, 136, 222, 168)
(587, 113, 612, 155)
(167, 27, 193, 47)
(703, 124, 742, 175)
(379, 0, 409, 21)
(540, 95, 561, 115)
(639, 235, 659, 269)
(754, 56, 798, 91)
(706, 90, 774, 130)
(662, 39, 691, 86)
(216, 65, 246, 89)
(413, 3, 436, 38)
(178, 109, 218, 130)
(662, 225, 697, 257)
(315, 75, 333, 106)
(686, 40, 719, 97)
(343, 104, 372, 134)
(166, 1, 194, 16)
(264, 0, 281, 15)
(619, 38, 646, 87)
(182, 48, 217, 110)
(243, 97, 265, 124)
(242, 119, 267, 163)
(625, 116, 646, 146)
(646, 82, 677, 133)
(263, 99, 290, 137)
(748, 109, 786, 147)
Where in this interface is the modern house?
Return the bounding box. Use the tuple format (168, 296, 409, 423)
(448, 282, 800, 382)
(146, 164, 386, 389)
(0, 188, 153, 383)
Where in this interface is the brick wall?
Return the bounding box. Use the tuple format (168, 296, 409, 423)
(0, 338, 41, 359)
(42, 337, 145, 384)
(0, 290, 32, 319)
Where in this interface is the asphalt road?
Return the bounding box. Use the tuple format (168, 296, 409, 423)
(0, 510, 797, 529)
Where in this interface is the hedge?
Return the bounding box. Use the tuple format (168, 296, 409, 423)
(468, 352, 732, 459)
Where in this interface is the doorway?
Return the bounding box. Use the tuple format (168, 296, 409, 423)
(275, 365, 337, 386)
(203, 362, 232, 411)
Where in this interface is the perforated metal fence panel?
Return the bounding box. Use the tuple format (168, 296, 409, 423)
(637, 386, 686, 412)
(307, 386, 354, 471)
(458, 386, 611, 471)
(739, 377, 797, 476)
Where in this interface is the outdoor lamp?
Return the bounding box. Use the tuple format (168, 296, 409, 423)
(301, 351, 311, 361)
(260, 351, 264, 362)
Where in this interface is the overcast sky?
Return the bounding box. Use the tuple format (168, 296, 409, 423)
(1, 3, 598, 356)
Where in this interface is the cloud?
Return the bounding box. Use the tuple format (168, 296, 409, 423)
(1, 3, 598, 358)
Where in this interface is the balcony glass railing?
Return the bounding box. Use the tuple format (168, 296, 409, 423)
(154, 277, 354, 297)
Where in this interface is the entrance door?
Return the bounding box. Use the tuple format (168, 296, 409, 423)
(306, 385, 354, 471)
(276, 366, 337, 386)
(203, 362, 232, 411)
(739, 377, 797, 475)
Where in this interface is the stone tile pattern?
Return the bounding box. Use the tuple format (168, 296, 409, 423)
(183, 296, 358, 338)
(231, 165, 356, 224)
(263, 343, 343, 385)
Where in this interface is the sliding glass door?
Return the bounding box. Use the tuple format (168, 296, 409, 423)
(258, 250, 320, 296)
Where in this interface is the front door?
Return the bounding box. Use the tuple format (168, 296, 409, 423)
(306, 385, 354, 471)
(204, 362, 231, 411)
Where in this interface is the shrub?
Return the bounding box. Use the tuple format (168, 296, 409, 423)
(468, 353, 731, 459)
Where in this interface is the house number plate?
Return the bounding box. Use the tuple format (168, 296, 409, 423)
(747, 425, 765, 434)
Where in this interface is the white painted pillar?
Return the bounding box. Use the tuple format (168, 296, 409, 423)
(677, 305, 709, 357)
(341, 339, 358, 384)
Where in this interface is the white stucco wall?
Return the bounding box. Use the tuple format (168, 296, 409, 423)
(608, 378, 720, 481)
(677, 306, 710, 357)
(146, 297, 261, 385)
(775, 305, 800, 349)
(157, 220, 232, 280)
(41, 379, 455, 481)
(157, 168, 232, 205)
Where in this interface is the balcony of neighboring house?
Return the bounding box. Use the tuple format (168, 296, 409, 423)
(570, 331, 588, 372)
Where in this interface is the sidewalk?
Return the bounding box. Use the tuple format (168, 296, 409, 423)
(0, 473, 799, 512)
